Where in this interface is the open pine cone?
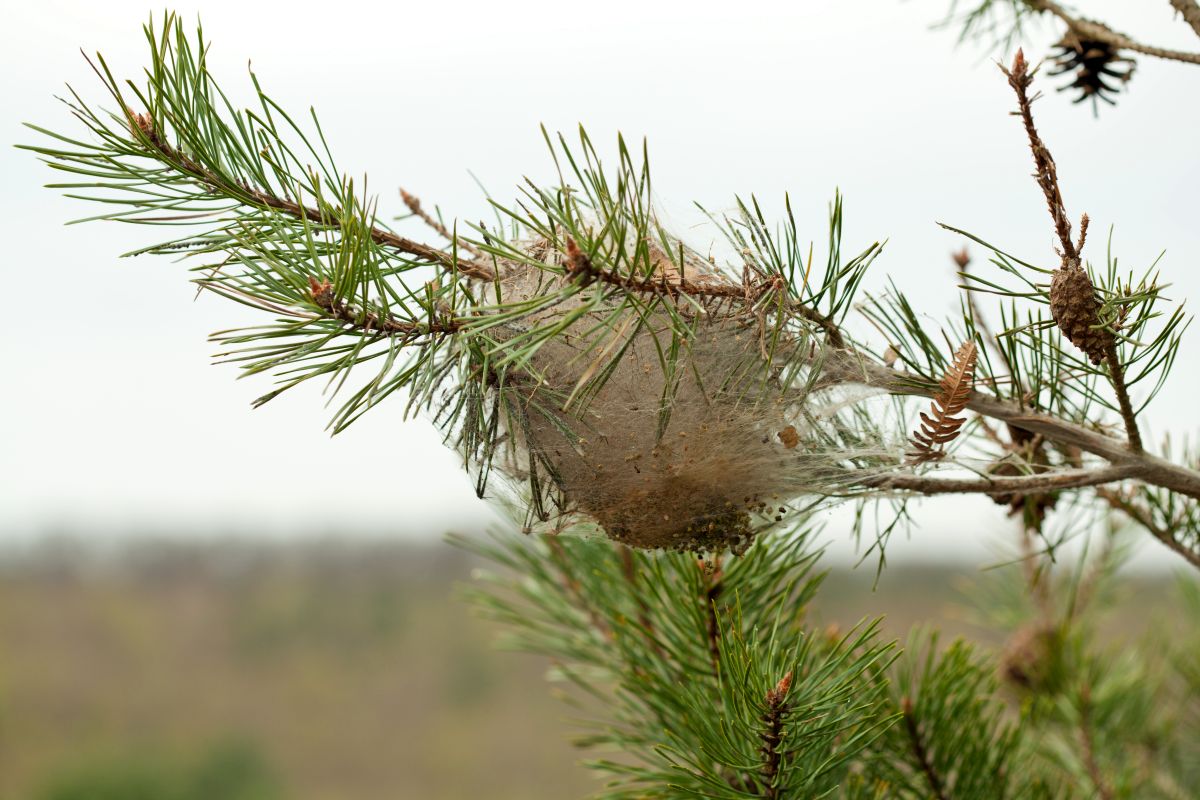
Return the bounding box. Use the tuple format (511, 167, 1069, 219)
(1048, 32, 1136, 108)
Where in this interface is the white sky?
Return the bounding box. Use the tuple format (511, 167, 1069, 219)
(2, 1, 1198, 566)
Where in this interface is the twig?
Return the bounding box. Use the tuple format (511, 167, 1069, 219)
(1078, 685, 1116, 800)
(619, 545, 666, 658)
(760, 672, 792, 800)
(307, 277, 458, 339)
(546, 538, 611, 637)
(700, 557, 724, 672)
(1096, 488, 1200, 569)
(1170, 0, 1200, 39)
(1028, 0, 1200, 65)
(901, 697, 949, 800)
(1001, 51, 1076, 261)
(1000, 52, 1142, 451)
(563, 237, 846, 347)
(835, 356, 1200, 500)
(399, 188, 487, 259)
(1104, 340, 1143, 451)
(870, 463, 1135, 496)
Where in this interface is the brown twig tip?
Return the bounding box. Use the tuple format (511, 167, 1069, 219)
(766, 671, 793, 706)
(127, 108, 155, 140)
(307, 275, 333, 302)
(901, 696, 950, 800)
(951, 247, 971, 270)
(1008, 48, 1030, 84)
(1075, 213, 1090, 256)
(760, 668, 791, 799)
(564, 237, 597, 286)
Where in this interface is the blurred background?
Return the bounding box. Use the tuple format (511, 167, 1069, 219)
(2, 1, 1198, 797)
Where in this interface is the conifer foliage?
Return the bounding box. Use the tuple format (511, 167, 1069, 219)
(21, 12, 1200, 798)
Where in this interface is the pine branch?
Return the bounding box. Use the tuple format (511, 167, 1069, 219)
(1026, 0, 1200, 65)
(701, 557, 724, 673)
(1000, 50, 1142, 451)
(128, 108, 493, 281)
(760, 671, 792, 800)
(399, 188, 487, 259)
(307, 276, 458, 339)
(909, 340, 977, 462)
(901, 696, 949, 800)
(844, 357, 1200, 497)
(872, 463, 1133, 496)
(1078, 684, 1116, 800)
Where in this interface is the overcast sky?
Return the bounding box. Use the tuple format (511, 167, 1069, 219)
(3, 1, 1198, 566)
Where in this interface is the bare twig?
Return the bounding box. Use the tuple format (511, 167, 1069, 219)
(871, 464, 1135, 497)
(1096, 488, 1200, 569)
(399, 188, 487, 258)
(1001, 51, 1076, 260)
(901, 697, 949, 800)
(1028, 0, 1200, 65)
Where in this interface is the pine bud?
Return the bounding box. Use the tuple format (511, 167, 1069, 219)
(1049, 258, 1110, 365)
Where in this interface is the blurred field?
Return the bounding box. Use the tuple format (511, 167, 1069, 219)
(0, 536, 1184, 800)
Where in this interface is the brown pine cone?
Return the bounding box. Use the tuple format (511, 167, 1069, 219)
(1049, 259, 1111, 365)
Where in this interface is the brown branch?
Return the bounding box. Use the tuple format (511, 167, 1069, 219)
(831, 356, 1200, 502)
(1170, 0, 1200, 39)
(901, 697, 949, 800)
(1001, 51, 1076, 261)
(871, 463, 1135, 497)
(760, 671, 792, 800)
(128, 110, 494, 280)
(1028, 0, 1200, 64)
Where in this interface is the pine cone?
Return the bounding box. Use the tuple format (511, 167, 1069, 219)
(1049, 259, 1111, 365)
(1048, 33, 1135, 109)
(1000, 622, 1064, 694)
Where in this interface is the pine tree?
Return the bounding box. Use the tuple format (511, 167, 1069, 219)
(21, 13, 1200, 797)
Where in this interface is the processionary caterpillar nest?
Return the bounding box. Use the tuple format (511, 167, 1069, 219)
(470, 233, 889, 553)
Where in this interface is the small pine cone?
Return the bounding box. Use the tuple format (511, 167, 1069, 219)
(1049, 259, 1111, 365)
(1000, 622, 1064, 694)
